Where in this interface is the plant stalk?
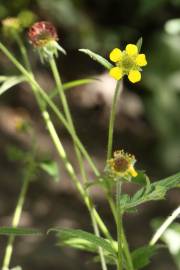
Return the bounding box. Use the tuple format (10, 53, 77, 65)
(0, 42, 99, 177)
(49, 57, 87, 182)
(150, 205, 180, 246)
(107, 80, 122, 160)
(2, 150, 36, 270)
(116, 181, 123, 270)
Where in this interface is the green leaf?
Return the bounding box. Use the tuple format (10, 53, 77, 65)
(50, 78, 95, 99)
(39, 160, 60, 182)
(132, 171, 150, 186)
(6, 145, 26, 162)
(0, 227, 42, 236)
(0, 76, 26, 96)
(121, 172, 180, 211)
(132, 245, 159, 269)
(154, 171, 180, 190)
(63, 78, 95, 91)
(136, 37, 143, 52)
(79, 49, 113, 70)
(49, 228, 116, 257)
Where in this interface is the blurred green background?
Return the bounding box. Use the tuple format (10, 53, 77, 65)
(0, 0, 179, 270)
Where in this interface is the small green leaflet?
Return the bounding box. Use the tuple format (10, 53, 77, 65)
(136, 37, 143, 53)
(120, 171, 180, 211)
(132, 245, 160, 270)
(39, 159, 60, 182)
(0, 75, 26, 96)
(49, 228, 116, 257)
(79, 49, 113, 70)
(0, 227, 42, 236)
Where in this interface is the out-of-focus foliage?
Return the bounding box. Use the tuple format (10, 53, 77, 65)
(152, 220, 180, 269)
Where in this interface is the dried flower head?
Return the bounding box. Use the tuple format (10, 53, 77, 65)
(107, 150, 137, 180)
(28, 21, 58, 47)
(28, 21, 66, 61)
(109, 44, 147, 83)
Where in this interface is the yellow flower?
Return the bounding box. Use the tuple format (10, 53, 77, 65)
(109, 43, 147, 83)
(107, 150, 137, 180)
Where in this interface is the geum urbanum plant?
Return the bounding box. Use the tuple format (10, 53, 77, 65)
(0, 19, 179, 270)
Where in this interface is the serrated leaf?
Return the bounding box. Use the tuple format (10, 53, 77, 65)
(0, 76, 26, 96)
(93, 253, 118, 266)
(49, 228, 116, 257)
(119, 194, 131, 208)
(132, 245, 159, 270)
(136, 37, 143, 52)
(0, 227, 42, 236)
(39, 160, 60, 182)
(121, 172, 180, 211)
(79, 49, 113, 70)
(154, 171, 180, 190)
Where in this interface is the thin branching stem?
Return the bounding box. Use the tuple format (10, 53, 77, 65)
(116, 181, 123, 270)
(107, 80, 123, 160)
(150, 205, 180, 246)
(49, 57, 87, 182)
(2, 146, 36, 270)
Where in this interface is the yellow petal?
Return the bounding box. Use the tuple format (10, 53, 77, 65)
(109, 67, 123, 80)
(136, 54, 147, 66)
(109, 48, 122, 62)
(128, 70, 141, 83)
(128, 166, 138, 177)
(125, 44, 138, 56)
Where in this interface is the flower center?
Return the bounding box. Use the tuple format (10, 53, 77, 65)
(122, 55, 135, 70)
(114, 157, 129, 172)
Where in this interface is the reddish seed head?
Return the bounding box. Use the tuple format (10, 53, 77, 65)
(28, 21, 58, 47)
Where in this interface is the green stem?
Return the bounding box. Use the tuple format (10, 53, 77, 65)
(49, 57, 108, 269)
(42, 110, 111, 241)
(2, 150, 36, 270)
(0, 42, 99, 177)
(116, 181, 123, 270)
(107, 193, 134, 270)
(49, 57, 87, 182)
(14, 34, 31, 71)
(107, 80, 122, 160)
(90, 211, 108, 270)
(0, 43, 113, 268)
(121, 228, 134, 270)
(150, 205, 180, 246)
